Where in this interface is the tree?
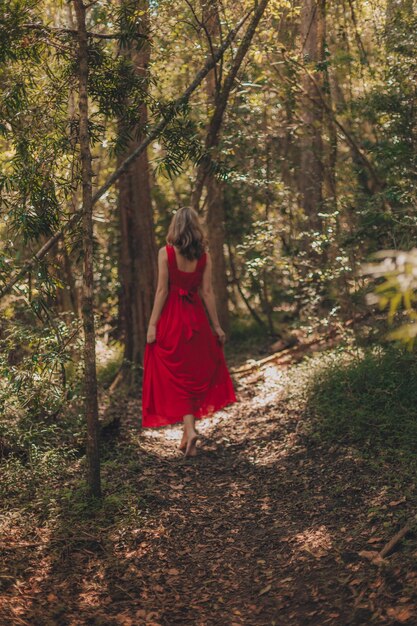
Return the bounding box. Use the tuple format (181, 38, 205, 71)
(299, 0, 326, 233)
(73, 0, 101, 498)
(192, 0, 270, 333)
(116, 0, 158, 388)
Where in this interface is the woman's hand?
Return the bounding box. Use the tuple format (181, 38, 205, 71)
(147, 324, 156, 343)
(214, 325, 226, 345)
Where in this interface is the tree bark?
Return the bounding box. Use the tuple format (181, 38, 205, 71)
(117, 0, 157, 388)
(299, 0, 326, 232)
(205, 173, 229, 331)
(55, 238, 80, 317)
(73, 0, 101, 498)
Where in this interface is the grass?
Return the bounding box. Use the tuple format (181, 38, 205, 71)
(308, 345, 417, 468)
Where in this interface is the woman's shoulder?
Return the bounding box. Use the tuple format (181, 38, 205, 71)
(158, 246, 169, 260)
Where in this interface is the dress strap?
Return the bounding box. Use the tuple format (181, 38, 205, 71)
(166, 244, 175, 269)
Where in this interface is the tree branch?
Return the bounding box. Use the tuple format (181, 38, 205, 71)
(191, 0, 269, 209)
(23, 23, 147, 40)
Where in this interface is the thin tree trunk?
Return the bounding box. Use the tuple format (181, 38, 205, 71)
(299, 0, 326, 232)
(55, 238, 80, 317)
(117, 0, 157, 388)
(73, 0, 101, 498)
(192, 0, 269, 209)
(205, 174, 229, 331)
(199, 0, 229, 333)
(192, 0, 270, 334)
(323, 65, 337, 210)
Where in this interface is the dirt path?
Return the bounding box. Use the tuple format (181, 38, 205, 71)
(2, 354, 416, 625)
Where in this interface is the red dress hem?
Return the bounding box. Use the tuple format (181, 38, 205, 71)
(141, 395, 237, 429)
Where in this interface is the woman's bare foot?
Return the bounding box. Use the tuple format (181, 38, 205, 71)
(180, 428, 198, 452)
(181, 415, 199, 456)
(184, 433, 199, 457)
(179, 435, 187, 452)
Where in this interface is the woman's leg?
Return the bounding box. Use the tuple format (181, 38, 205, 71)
(181, 414, 199, 456)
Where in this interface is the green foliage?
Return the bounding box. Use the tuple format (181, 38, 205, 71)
(0, 313, 84, 506)
(153, 104, 204, 178)
(0, 311, 82, 421)
(363, 249, 417, 348)
(309, 346, 417, 468)
(236, 218, 288, 316)
(352, 10, 417, 250)
(0, 0, 44, 64)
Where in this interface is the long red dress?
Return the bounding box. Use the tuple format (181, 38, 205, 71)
(141, 244, 237, 428)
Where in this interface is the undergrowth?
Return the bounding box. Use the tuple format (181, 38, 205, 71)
(308, 345, 417, 470)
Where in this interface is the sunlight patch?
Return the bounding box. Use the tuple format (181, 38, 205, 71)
(292, 525, 333, 559)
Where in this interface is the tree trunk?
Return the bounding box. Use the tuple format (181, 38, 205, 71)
(193, 0, 270, 334)
(201, 0, 229, 332)
(299, 0, 326, 232)
(117, 0, 157, 389)
(205, 173, 229, 331)
(73, 0, 101, 498)
(55, 238, 80, 317)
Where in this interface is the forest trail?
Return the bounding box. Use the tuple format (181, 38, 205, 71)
(4, 348, 415, 626)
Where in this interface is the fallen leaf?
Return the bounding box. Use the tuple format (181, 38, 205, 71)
(167, 568, 180, 576)
(386, 606, 414, 623)
(259, 583, 271, 595)
(388, 497, 406, 507)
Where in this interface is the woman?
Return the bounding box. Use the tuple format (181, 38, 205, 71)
(141, 206, 237, 457)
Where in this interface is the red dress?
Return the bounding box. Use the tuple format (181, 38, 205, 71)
(141, 244, 237, 428)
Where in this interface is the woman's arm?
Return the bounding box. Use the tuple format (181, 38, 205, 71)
(200, 252, 226, 345)
(147, 247, 169, 343)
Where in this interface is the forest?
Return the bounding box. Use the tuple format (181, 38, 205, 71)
(1, 0, 417, 624)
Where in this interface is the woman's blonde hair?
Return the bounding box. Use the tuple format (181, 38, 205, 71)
(166, 206, 207, 260)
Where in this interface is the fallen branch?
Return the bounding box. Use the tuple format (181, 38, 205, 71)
(231, 332, 338, 376)
(231, 314, 371, 376)
(379, 514, 417, 559)
(0, 9, 252, 301)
